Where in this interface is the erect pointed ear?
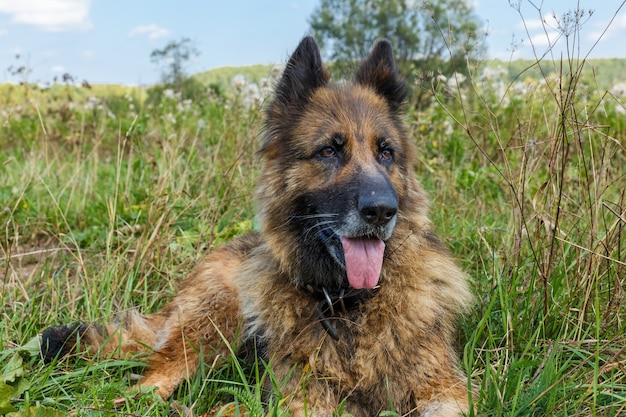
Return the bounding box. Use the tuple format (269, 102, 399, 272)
(355, 39, 406, 112)
(273, 36, 329, 107)
(262, 37, 329, 158)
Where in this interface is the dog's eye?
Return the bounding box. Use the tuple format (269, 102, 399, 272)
(380, 148, 393, 161)
(318, 146, 337, 158)
(378, 144, 394, 164)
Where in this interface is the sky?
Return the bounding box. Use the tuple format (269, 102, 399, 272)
(1, 0, 626, 85)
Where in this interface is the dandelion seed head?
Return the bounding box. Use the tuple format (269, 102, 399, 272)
(231, 74, 247, 93)
(611, 82, 626, 98)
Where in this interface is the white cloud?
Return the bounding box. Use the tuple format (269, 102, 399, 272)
(513, 13, 563, 50)
(81, 50, 94, 60)
(517, 14, 559, 31)
(0, 27, 7, 36)
(128, 24, 171, 40)
(0, 0, 92, 32)
(587, 12, 626, 42)
(518, 18, 542, 30)
(618, 12, 626, 28)
(529, 30, 561, 47)
(50, 65, 65, 73)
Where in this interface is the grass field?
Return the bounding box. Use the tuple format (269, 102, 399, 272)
(1, 45, 626, 416)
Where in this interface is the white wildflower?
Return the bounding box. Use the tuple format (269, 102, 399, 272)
(243, 83, 261, 107)
(259, 77, 274, 98)
(480, 66, 507, 82)
(443, 119, 454, 135)
(511, 81, 533, 98)
(447, 72, 466, 89)
(84, 96, 100, 110)
(611, 82, 626, 98)
(231, 74, 247, 93)
(270, 64, 284, 81)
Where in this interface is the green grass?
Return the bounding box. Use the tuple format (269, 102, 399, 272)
(483, 57, 626, 91)
(193, 64, 278, 95)
(2, 39, 626, 416)
(191, 57, 626, 98)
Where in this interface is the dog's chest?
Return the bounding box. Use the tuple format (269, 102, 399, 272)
(264, 296, 416, 377)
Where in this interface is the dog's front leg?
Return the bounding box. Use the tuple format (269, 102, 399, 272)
(139, 256, 244, 399)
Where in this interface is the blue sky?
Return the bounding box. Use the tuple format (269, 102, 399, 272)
(1, 0, 625, 85)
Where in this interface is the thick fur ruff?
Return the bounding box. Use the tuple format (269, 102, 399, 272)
(41, 37, 473, 416)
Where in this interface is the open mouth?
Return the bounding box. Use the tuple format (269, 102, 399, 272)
(319, 228, 385, 290)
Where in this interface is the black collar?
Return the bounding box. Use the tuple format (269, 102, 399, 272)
(302, 284, 378, 340)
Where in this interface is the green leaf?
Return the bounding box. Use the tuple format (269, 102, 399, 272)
(21, 336, 42, 358)
(12, 377, 31, 399)
(8, 404, 68, 417)
(0, 352, 31, 414)
(2, 353, 24, 383)
(0, 381, 18, 414)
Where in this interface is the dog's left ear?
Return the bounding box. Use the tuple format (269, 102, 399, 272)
(262, 37, 330, 157)
(355, 40, 406, 112)
(273, 36, 330, 108)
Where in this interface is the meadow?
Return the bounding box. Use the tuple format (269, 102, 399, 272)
(1, 49, 625, 416)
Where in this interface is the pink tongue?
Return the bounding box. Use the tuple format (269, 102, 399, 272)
(339, 237, 385, 289)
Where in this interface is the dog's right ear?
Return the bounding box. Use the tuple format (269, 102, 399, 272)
(273, 36, 329, 107)
(355, 39, 406, 113)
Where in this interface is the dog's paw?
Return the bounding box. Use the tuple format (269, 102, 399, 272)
(169, 400, 194, 417)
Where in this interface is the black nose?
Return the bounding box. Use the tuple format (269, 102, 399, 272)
(358, 178, 398, 226)
(360, 201, 397, 226)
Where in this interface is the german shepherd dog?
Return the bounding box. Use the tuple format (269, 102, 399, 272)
(41, 37, 473, 416)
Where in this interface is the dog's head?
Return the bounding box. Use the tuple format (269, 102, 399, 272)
(258, 37, 421, 290)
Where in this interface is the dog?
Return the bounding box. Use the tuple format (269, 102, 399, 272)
(41, 36, 473, 416)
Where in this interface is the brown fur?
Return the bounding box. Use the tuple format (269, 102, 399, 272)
(41, 37, 472, 416)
